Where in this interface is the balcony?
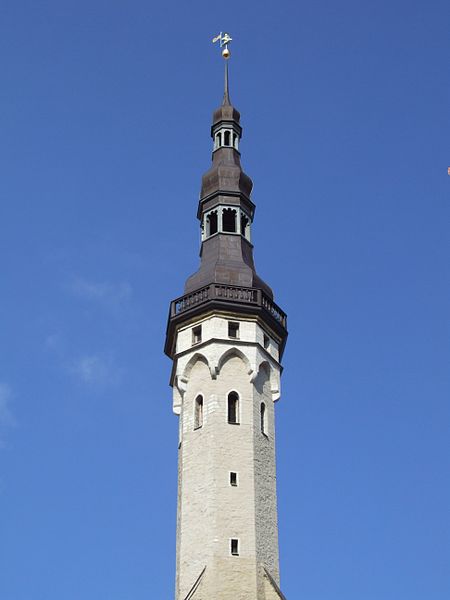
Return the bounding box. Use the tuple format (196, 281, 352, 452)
(169, 284, 287, 329)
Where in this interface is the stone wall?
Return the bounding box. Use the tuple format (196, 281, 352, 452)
(173, 313, 284, 599)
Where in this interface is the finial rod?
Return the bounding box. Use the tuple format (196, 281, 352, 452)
(224, 60, 230, 104)
(213, 32, 233, 104)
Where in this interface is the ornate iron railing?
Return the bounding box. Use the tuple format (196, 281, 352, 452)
(170, 284, 287, 329)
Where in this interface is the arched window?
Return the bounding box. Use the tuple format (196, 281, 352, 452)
(207, 211, 218, 236)
(228, 392, 239, 424)
(222, 208, 237, 233)
(194, 395, 203, 429)
(260, 402, 266, 434)
(224, 130, 231, 146)
(233, 134, 238, 149)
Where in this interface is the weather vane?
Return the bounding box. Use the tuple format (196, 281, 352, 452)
(212, 32, 232, 59)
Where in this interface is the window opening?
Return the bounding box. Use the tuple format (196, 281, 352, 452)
(241, 214, 249, 239)
(231, 539, 239, 556)
(263, 334, 270, 349)
(228, 392, 239, 424)
(224, 131, 231, 146)
(261, 402, 266, 435)
(228, 321, 239, 339)
(230, 472, 238, 486)
(194, 395, 203, 429)
(222, 208, 237, 233)
(192, 325, 202, 345)
(207, 211, 218, 236)
(233, 134, 238, 148)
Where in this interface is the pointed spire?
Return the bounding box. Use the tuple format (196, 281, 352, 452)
(212, 47, 241, 131)
(213, 32, 232, 106)
(223, 61, 231, 106)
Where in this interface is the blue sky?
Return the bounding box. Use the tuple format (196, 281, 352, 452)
(0, 1, 449, 598)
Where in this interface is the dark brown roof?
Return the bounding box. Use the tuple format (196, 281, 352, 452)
(165, 68, 288, 359)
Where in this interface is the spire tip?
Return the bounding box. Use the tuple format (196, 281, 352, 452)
(212, 32, 233, 105)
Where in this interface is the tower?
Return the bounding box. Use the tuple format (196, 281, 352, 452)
(164, 41, 288, 600)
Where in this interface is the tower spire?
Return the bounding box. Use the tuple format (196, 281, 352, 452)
(164, 41, 288, 600)
(179, 32, 275, 301)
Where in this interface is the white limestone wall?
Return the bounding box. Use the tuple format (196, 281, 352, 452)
(175, 315, 280, 362)
(173, 315, 281, 417)
(172, 313, 283, 599)
(253, 364, 280, 596)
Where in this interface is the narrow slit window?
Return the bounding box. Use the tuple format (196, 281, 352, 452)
(228, 321, 239, 339)
(231, 539, 239, 556)
(263, 334, 270, 349)
(228, 392, 239, 424)
(261, 402, 266, 435)
(207, 211, 218, 236)
(192, 325, 202, 345)
(230, 472, 238, 486)
(222, 208, 237, 233)
(233, 134, 238, 148)
(224, 131, 231, 146)
(194, 395, 203, 429)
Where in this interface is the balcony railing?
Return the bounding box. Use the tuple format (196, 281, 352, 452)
(170, 284, 287, 329)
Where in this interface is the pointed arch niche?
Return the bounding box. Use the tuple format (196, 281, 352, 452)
(254, 360, 279, 401)
(216, 347, 253, 379)
(182, 353, 210, 381)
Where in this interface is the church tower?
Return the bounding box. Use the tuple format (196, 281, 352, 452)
(164, 38, 288, 600)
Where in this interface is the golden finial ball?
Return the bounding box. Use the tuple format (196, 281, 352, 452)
(222, 47, 231, 59)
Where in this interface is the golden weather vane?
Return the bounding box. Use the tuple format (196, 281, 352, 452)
(212, 32, 232, 59)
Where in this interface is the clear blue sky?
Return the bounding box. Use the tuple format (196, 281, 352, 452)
(0, 1, 448, 598)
